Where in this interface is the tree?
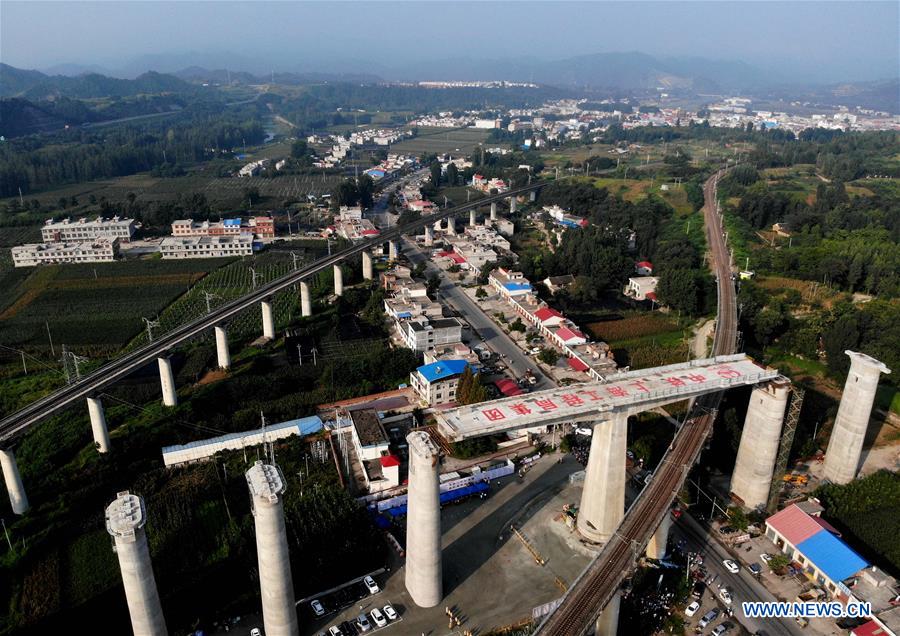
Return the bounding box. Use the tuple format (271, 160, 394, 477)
(429, 161, 442, 188)
(397, 209, 421, 227)
(456, 366, 487, 405)
(290, 139, 309, 158)
(768, 554, 791, 572)
(426, 274, 441, 297)
(446, 163, 459, 187)
(242, 186, 260, 207)
(475, 287, 488, 300)
(356, 174, 375, 208)
(509, 318, 526, 332)
(656, 269, 701, 315)
(727, 506, 749, 531)
(538, 348, 558, 365)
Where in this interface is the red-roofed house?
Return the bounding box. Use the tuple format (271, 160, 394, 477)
(534, 307, 565, 327)
(635, 261, 654, 275)
(567, 357, 589, 372)
(553, 325, 587, 346)
(765, 503, 828, 549)
(409, 200, 436, 212)
(850, 620, 888, 636)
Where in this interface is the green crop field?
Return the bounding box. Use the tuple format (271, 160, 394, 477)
(0, 258, 233, 357)
(391, 126, 492, 156)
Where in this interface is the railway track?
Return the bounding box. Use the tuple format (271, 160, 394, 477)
(535, 169, 735, 635)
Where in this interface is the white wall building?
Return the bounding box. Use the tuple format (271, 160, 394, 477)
(402, 318, 463, 352)
(12, 239, 119, 267)
(41, 216, 135, 243)
(160, 234, 254, 259)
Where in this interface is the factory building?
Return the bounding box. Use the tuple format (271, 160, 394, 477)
(160, 234, 254, 259)
(12, 238, 119, 267)
(41, 216, 135, 243)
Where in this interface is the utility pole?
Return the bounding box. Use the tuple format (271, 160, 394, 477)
(290, 252, 300, 271)
(20, 352, 27, 375)
(142, 317, 159, 343)
(203, 291, 220, 314)
(45, 321, 55, 356)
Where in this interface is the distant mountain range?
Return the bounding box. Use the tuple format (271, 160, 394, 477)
(0, 64, 196, 100)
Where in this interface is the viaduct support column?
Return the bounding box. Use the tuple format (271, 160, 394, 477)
(424, 225, 434, 246)
(509, 197, 517, 214)
(576, 413, 627, 543)
(593, 592, 621, 636)
(105, 491, 168, 636)
(362, 251, 374, 280)
(446, 217, 457, 236)
(490, 201, 498, 221)
(157, 357, 177, 407)
(0, 448, 29, 515)
(388, 240, 399, 261)
(333, 265, 344, 296)
(261, 301, 275, 340)
(645, 513, 672, 560)
(529, 190, 537, 202)
(87, 397, 111, 453)
(730, 379, 791, 508)
(214, 326, 231, 370)
(823, 351, 891, 484)
(247, 462, 299, 636)
(299, 282, 312, 317)
(405, 431, 442, 608)
(469, 209, 477, 227)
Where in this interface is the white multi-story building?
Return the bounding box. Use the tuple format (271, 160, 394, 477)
(171, 216, 275, 240)
(409, 359, 471, 406)
(402, 318, 463, 352)
(41, 216, 135, 243)
(160, 234, 254, 259)
(12, 239, 119, 267)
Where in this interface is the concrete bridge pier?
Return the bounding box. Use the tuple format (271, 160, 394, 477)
(509, 197, 517, 214)
(333, 265, 344, 296)
(469, 209, 477, 227)
(214, 326, 231, 370)
(424, 225, 434, 246)
(0, 448, 29, 515)
(299, 282, 312, 317)
(593, 592, 621, 636)
(730, 379, 791, 508)
(405, 431, 442, 608)
(247, 461, 299, 636)
(388, 240, 399, 261)
(824, 351, 891, 484)
(446, 217, 457, 236)
(105, 491, 168, 636)
(529, 190, 536, 202)
(576, 413, 627, 544)
(362, 251, 374, 280)
(645, 513, 672, 560)
(87, 396, 111, 453)
(157, 357, 177, 407)
(261, 300, 275, 340)
(490, 201, 498, 221)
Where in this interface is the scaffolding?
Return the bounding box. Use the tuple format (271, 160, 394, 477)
(766, 386, 805, 513)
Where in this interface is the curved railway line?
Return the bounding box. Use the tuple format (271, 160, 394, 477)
(535, 169, 735, 635)
(0, 182, 547, 444)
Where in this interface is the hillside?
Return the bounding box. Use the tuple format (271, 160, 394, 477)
(0, 64, 199, 99)
(0, 98, 66, 137)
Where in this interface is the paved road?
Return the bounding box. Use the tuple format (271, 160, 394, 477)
(674, 513, 803, 636)
(399, 238, 555, 392)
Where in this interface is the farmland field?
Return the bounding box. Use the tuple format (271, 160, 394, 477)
(591, 177, 693, 215)
(0, 258, 233, 357)
(391, 126, 492, 156)
(586, 312, 689, 370)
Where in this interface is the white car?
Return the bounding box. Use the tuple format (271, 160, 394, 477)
(250, 629, 262, 636)
(310, 599, 325, 617)
(760, 553, 772, 564)
(684, 600, 701, 617)
(575, 427, 593, 436)
(370, 608, 387, 628)
(363, 575, 380, 594)
(383, 604, 398, 621)
(719, 588, 732, 605)
(328, 628, 342, 636)
(723, 559, 740, 574)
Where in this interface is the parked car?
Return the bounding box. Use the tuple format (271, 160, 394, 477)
(692, 581, 707, 598)
(760, 553, 772, 564)
(723, 559, 740, 574)
(327, 627, 343, 636)
(370, 608, 387, 628)
(356, 613, 372, 632)
(383, 604, 397, 621)
(685, 600, 701, 617)
(719, 588, 732, 605)
(250, 629, 262, 636)
(748, 563, 762, 576)
(712, 622, 734, 636)
(575, 427, 593, 436)
(311, 599, 326, 617)
(363, 575, 380, 594)
(698, 608, 720, 629)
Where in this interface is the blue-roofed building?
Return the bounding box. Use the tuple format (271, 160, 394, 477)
(410, 359, 471, 406)
(223, 218, 242, 227)
(489, 267, 533, 299)
(796, 529, 869, 587)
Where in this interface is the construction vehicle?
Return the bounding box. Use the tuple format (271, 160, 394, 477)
(782, 473, 809, 485)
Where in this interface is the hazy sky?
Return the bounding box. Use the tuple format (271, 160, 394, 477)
(2, 1, 898, 82)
